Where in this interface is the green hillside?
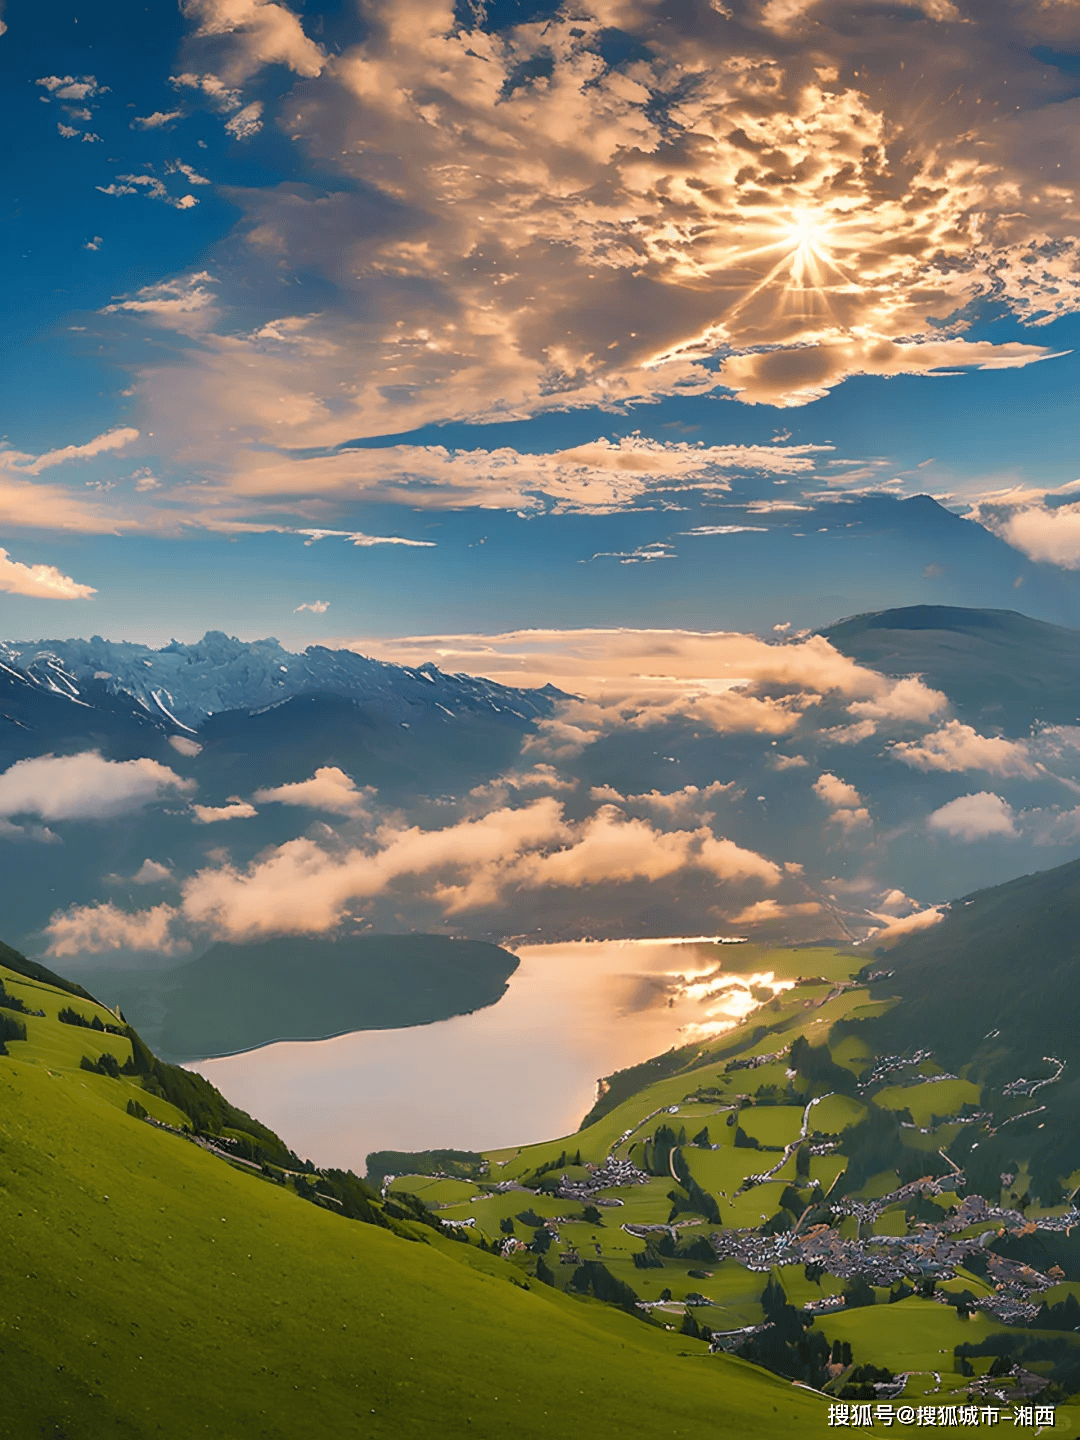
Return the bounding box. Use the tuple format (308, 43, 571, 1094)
(0, 947, 821, 1438)
(79, 933, 520, 1060)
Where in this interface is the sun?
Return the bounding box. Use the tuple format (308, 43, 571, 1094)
(781, 208, 838, 285)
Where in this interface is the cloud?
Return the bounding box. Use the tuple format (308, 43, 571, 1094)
(131, 859, 174, 885)
(294, 599, 329, 613)
(589, 781, 735, 818)
(101, 272, 218, 333)
(814, 771, 871, 830)
(165, 435, 834, 521)
(870, 906, 946, 949)
(681, 525, 768, 536)
(253, 766, 374, 816)
(97, 173, 201, 210)
(297, 528, 436, 548)
(12, 426, 140, 476)
(36, 74, 107, 101)
(0, 548, 95, 599)
(44, 901, 186, 957)
(181, 0, 325, 83)
(717, 337, 1062, 409)
(729, 899, 822, 924)
(969, 490, 1080, 570)
(144, 795, 781, 940)
(192, 797, 258, 823)
(0, 752, 194, 821)
(892, 721, 1038, 778)
(133, 110, 184, 130)
(169, 71, 243, 110)
(105, 0, 1080, 466)
(926, 792, 1019, 841)
(224, 101, 264, 140)
(771, 753, 809, 769)
(180, 796, 571, 937)
(168, 735, 203, 757)
(340, 626, 945, 716)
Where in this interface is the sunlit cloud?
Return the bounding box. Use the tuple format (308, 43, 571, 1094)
(926, 792, 1019, 841)
(891, 721, 1038, 778)
(0, 548, 96, 600)
(104, 0, 1080, 470)
(0, 752, 194, 821)
(44, 901, 188, 957)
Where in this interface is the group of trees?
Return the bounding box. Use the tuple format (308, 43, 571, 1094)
(737, 1276, 832, 1388)
(59, 1006, 124, 1036)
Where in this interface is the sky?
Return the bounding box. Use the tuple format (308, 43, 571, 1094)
(8, 0, 1080, 961)
(5, 0, 1080, 655)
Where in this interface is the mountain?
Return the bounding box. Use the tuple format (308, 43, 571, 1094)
(81, 934, 521, 1060)
(0, 941, 819, 1439)
(860, 853, 1080, 1076)
(822, 605, 1080, 736)
(0, 630, 563, 732)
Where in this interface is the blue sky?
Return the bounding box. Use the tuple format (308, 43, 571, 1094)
(5, 0, 1080, 651)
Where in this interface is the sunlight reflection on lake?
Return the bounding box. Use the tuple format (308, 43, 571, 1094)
(189, 936, 787, 1170)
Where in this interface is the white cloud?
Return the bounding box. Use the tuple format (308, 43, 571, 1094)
(717, 337, 1063, 409)
(0, 752, 194, 821)
(36, 74, 107, 100)
(980, 501, 1080, 570)
(13, 426, 140, 476)
(224, 101, 264, 140)
(133, 110, 184, 130)
(97, 173, 201, 210)
(169, 71, 243, 111)
(297, 528, 436, 548)
(167, 160, 211, 186)
(182, 0, 325, 82)
(892, 721, 1038, 778)
(814, 771, 871, 830)
(590, 781, 735, 818)
(253, 766, 374, 816)
(926, 792, 1019, 841)
(161, 796, 780, 940)
(294, 599, 329, 613)
(0, 548, 95, 600)
(730, 898, 822, 924)
(44, 901, 185, 957)
(131, 859, 174, 885)
(340, 626, 945, 717)
(101, 272, 218, 333)
(168, 735, 203, 757)
(192, 797, 258, 823)
(870, 906, 946, 948)
(171, 436, 834, 522)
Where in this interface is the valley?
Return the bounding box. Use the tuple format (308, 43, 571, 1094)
(7, 852, 1080, 1431)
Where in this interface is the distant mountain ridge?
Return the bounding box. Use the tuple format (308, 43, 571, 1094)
(821, 604, 1080, 734)
(0, 631, 564, 732)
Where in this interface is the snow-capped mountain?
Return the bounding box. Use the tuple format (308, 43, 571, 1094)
(0, 632, 564, 732)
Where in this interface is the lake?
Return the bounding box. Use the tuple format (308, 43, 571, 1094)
(190, 936, 788, 1171)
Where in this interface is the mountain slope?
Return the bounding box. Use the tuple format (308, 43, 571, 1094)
(0, 946, 821, 1439)
(822, 604, 1080, 735)
(858, 853, 1080, 1079)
